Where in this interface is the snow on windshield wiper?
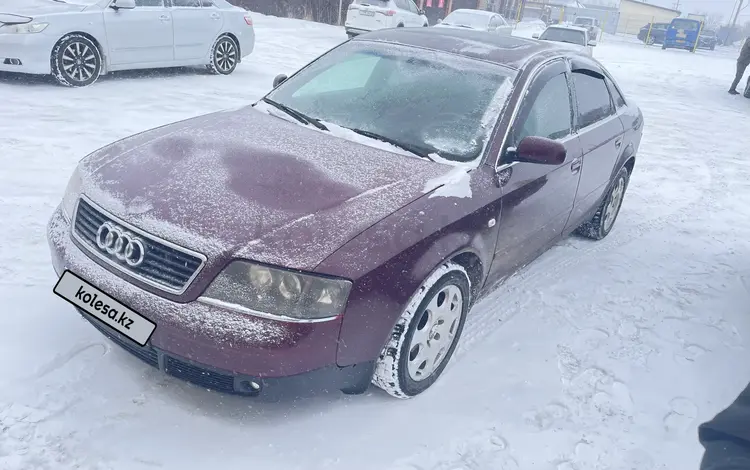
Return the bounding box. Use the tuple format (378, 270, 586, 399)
(261, 98, 328, 131)
(348, 128, 435, 162)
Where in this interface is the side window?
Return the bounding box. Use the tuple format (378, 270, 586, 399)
(201, 0, 215, 6)
(604, 75, 626, 109)
(500, 16, 509, 26)
(292, 53, 381, 97)
(172, 0, 201, 6)
(407, 0, 419, 14)
(514, 71, 573, 144)
(135, 0, 164, 6)
(572, 70, 614, 128)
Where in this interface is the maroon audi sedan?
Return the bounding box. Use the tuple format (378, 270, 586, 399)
(47, 27, 643, 400)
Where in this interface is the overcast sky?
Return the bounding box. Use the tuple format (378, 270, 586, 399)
(648, 0, 750, 22)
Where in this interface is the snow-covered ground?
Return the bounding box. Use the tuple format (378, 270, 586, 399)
(1, 14, 750, 470)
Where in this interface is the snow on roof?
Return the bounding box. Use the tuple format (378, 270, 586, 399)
(548, 24, 589, 32)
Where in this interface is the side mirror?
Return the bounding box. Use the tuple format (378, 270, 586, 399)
(588, 39, 597, 46)
(110, 0, 136, 10)
(532, 32, 540, 39)
(437, 18, 443, 24)
(508, 136, 566, 165)
(272, 74, 288, 88)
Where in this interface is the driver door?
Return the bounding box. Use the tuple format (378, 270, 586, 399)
(487, 59, 584, 282)
(103, 0, 175, 66)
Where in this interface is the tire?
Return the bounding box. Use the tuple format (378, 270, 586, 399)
(576, 166, 630, 241)
(207, 35, 239, 75)
(647, 37, 655, 45)
(397, 23, 404, 27)
(662, 44, 667, 50)
(372, 261, 471, 399)
(51, 34, 102, 88)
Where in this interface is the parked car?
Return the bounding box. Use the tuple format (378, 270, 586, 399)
(48, 27, 643, 400)
(344, 0, 428, 38)
(637, 22, 668, 45)
(533, 24, 596, 57)
(0, 0, 254, 87)
(572, 15, 600, 40)
(697, 29, 717, 50)
(662, 17, 703, 52)
(435, 8, 513, 36)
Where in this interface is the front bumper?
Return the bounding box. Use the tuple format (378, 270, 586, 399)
(0, 31, 55, 75)
(47, 205, 373, 397)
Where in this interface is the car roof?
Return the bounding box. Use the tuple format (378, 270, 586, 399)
(547, 24, 588, 32)
(353, 27, 562, 70)
(448, 8, 498, 17)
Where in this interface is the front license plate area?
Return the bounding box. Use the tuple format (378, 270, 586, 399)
(54, 270, 156, 347)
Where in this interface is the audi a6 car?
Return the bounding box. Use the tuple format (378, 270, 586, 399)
(0, 0, 254, 87)
(48, 28, 643, 400)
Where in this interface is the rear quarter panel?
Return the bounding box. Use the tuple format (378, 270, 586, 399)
(224, 10, 254, 58)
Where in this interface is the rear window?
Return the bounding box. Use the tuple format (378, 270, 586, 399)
(539, 27, 587, 46)
(575, 18, 593, 25)
(442, 11, 491, 29)
(671, 19, 700, 31)
(353, 0, 390, 5)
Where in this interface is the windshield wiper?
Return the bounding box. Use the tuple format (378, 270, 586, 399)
(261, 97, 328, 131)
(348, 128, 434, 161)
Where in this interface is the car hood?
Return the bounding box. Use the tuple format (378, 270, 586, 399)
(77, 106, 456, 272)
(1, 0, 87, 18)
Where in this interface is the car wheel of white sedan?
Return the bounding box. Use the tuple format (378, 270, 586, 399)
(51, 34, 102, 88)
(372, 261, 471, 399)
(208, 36, 239, 75)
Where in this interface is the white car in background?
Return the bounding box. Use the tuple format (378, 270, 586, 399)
(344, 0, 428, 38)
(0, 0, 255, 87)
(533, 24, 596, 56)
(435, 8, 513, 36)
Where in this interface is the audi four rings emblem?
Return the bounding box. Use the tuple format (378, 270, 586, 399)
(96, 222, 146, 267)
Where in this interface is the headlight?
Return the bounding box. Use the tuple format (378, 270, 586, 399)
(201, 261, 353, 322)
(61, 167, 82, 221)
(2, 23, 49, 34)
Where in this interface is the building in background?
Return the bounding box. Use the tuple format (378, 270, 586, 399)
(616, 0, 680, 35)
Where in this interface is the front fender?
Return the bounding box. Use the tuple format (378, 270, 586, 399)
(316, 167, 501, 367)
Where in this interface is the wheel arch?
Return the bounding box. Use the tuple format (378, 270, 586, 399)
(218, 32, 241, 60)
(52, 31, 108, 74)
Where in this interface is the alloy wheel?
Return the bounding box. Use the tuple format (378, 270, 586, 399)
(61, 41, 98, 83)
(603, 177, 625, 232)
(215, 39, 238, 73)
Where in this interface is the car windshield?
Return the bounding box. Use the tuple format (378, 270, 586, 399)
(263, 41, 515, 163)
(671, 19, 700, 31)
(540, 28, 586, 45)
(575, 18, 593, 25)
(441, 11, 490, 28)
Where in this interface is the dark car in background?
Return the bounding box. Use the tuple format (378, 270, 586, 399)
(638, 22, 669, 45)
(697, 29, 718, 50)
(48, 27, 644, 401)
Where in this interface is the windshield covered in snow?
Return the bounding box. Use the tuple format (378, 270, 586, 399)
(574, 17, 594, 26)
(441, 11, 490, 29)
(263, 41, 515, 163)
(540, 28, 586, 45)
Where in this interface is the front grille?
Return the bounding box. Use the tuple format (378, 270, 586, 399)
(72, 197, 205, 293)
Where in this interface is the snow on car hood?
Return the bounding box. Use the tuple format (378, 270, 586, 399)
(1, 0, 87, 17)
(76, 106, 456, 272)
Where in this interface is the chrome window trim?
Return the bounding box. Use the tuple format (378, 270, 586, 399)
(71, 194, 208, 295)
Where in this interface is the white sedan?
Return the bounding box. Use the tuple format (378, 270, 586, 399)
(0, 0, 255, 87)
(532, 24, 596, 57)
(435, 9, 513, 36)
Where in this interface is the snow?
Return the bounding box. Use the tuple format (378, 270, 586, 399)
(1, 13, 750, 470)
(423, 167, 473, 199)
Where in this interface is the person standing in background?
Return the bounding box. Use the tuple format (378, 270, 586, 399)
(698, 382, 750, 469)
(728, 37, 750, 95)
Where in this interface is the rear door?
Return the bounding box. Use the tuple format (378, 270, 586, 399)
(487, 59, 584, 282)
(564, 59, 625, 231)
(405, 0, 424, 26)
(102, 0, 174, 66)
(170, 0, 224, 61)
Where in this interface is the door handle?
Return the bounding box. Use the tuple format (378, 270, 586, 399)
(614, 138, 623, 149)
(210, 12, 221, 19)
(570, 157, 582, 173)
(159, 14, 171, 22)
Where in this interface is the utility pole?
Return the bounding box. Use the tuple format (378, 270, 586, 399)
(674, 0, 680, 11)
(728, 0, 744, 45)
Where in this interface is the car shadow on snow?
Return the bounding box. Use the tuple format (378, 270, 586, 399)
(0, 66, 223, 88)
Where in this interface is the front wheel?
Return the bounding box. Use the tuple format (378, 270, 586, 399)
(372, 262, 471, 399)
(207, 36, 239, 75)
(576, 166, 630, 240)
(51, 34, 102, 87)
